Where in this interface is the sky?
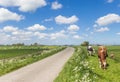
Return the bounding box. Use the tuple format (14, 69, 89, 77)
(0, 0, 120, 45)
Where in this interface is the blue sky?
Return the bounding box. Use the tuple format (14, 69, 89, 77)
(0, 0, 120, 45)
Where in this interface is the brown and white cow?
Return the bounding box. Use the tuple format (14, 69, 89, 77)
(98, 46, 108, 70)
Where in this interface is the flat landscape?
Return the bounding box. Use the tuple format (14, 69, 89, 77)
(0, 45, 120, 82)
(0, 0, 120, 82)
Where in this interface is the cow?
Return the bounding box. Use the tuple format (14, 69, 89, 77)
(110, 53, 115, 59)
(87, 46, 95, 56)
(98, 46, 108, 70)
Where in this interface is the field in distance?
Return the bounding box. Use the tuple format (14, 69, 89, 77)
(0, 45, 66, 76)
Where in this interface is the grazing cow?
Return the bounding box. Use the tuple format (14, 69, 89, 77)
(87, 46, 95, 56)
(98, 46, 108, 70)
(110, 53, 115, 59)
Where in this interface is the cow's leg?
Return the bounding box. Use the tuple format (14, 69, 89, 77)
(103, 60, 106, 70)
(89, 51, 92, 56)
(99, 59, 102, 68)
(99, 59, 104, 69)
(101, 62, 104, 69)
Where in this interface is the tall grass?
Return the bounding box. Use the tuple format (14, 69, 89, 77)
(54, 46, 97, 82)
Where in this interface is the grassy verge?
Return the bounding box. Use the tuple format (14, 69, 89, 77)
(54, 46, 120, 82)
(0, 46, 66, 76)
(54, 46, 97, 82)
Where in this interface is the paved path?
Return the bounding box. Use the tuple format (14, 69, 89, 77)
(0, 47, 74, 82)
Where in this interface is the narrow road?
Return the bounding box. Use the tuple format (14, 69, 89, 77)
(0, 47, 74, 82)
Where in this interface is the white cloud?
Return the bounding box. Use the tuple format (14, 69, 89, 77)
(107, 0, 114, 3)
(51, 1, 62, 10)
(34, 32, 48, 39)
(27, 24, 47, 31)
(68, 25, 80, 31)
(0, 32, 11, 44)
(95, 27, 109, 32)
(18, 0, 47, 12)
(95, 13, 120, 26)
(12, 30, 33, 40)
(50, 30, 66, 40)
(0, 0, 47, 12)
(3, 26, 18, 32)
(0, 8, 24, 23)
(73, 35, 82, 39)
(116, 32, 120, 35)
(0, 0, 18, 7)
(0, 24, 81, 45)
(55, 15, 79, 24)
(0, 27, 34, 44)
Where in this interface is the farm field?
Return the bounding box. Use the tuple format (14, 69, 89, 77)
(54, 46, 120, 82)
(0, 45, 66, 76)
(0, 45, 59, 59)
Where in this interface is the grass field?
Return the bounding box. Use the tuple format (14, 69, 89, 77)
(54, 46, 120, 82)
(0, 45, 66, 76)
(0, 45, 58, 59)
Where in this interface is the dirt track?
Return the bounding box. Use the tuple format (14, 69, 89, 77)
(0, 47, 74, 82)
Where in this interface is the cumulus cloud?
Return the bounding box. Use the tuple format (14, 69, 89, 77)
(95, 27, 109, 32)
(0, 24, 81, 45)
(95, 13, 120, 26)
(68, 25, 80, 31)
(55, 15, 79, 24)
(51, 1, 62, 10)
(0, 0, 47, 12)
(27, 24, 47, 31)
(18, 0, 47, 12)
(50, 30, 66, 40)
(3, 26, 18, 32)
(12, 30, 33, 40)
(0, 0, 18, 6)
(0, 33, 11, 44)
(0, 26, 35, 44)
(0, 8, 24, 23)
(34, 32, 48, 39)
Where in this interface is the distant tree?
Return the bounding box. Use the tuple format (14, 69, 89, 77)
(33, 43, 39, 46)
(81, 41, 89, 46)
(12, 43, 24, 46)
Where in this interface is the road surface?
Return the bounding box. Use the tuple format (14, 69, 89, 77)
(0, 47, 74, 82)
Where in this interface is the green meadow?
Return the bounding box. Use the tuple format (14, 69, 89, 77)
(0, 46, 59, 59)
(54, 46, 120, 82)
